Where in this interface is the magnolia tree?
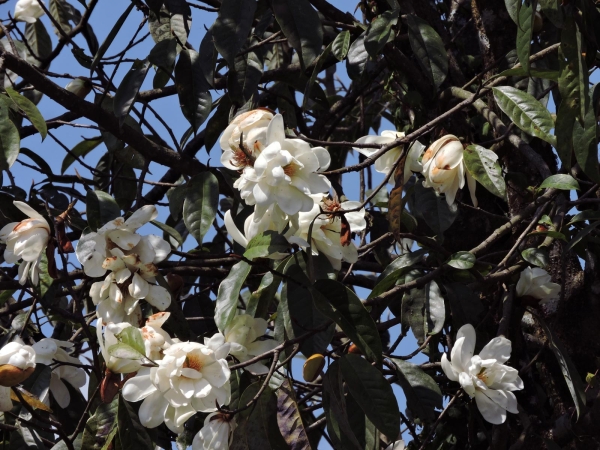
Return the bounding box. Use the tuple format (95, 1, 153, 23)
(0, 0, 598, 448)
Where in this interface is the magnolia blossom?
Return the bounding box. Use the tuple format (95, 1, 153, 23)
(516, 267, 561, 303)
(65, 78, 92, 99)
(141, 312, 173, 361)
(0, 341, 36, 411)
(192, 413, 235, 450)
(233, 114, 331, 217)
(288, 195, 367, 270)
(97, 322, 144, 374)
(441, 324, 523, 424)
(14, 0, 45, 23)
(421, 135, 477, 207)
(220, 109, 274, 170)
(122, 340, 231, 433)
(222, 314, 277, 374)
(385, 441, 405, 450)
(31, 339, 86, 408)
(354, 131, 423, 183)
(0, 201, 50, 285)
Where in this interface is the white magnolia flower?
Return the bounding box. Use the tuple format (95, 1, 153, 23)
(122, 340, 231, 433)
(0, 201, 51, 285)
(516, 267, 560, 303)
(192, 412, 235, 450)
(385, 440, 405, 450)
(14, 0, 45, 23)
(97, 322, 143, 374)
(141, 312, 173, 361)
(222, 314, 277, 375)
(65, 78, 92, 99)
(441, 324, 523, 424)
(234, 114, 331, 217)
(421, 135, 477, 207)
(354, 131, 423, 183)
(288, 195, 367, 270)
(31, 339, 86, 408)
(220, 109, 274, 170)
(0, 341, 36, 411)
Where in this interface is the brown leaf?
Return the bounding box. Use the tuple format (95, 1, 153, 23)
(100, 369, 121, 404)
(340, 214, 352, 247)
(10, 386, 53, 412)
(45, 242, 59, 280)
(388, 155, 407, 246)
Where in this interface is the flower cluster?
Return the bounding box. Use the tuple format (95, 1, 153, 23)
(222, 109, 366, 267)
(76, 205, 172, 325)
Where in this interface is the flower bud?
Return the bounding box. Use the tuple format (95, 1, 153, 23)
(516, 267, 560, 304)
(303, 353, 325, 382)
(14, 0, 45, 24)
(0, 342, 36, 387)
(65, 78, 93, 99)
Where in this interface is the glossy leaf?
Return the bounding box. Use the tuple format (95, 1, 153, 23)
(492, 86, 556, 146)
(368, 249, 427, 299)
(409, 182, 458, 234)
(107, 343, 145, 360)
(446, 251, 476, 270)
(212, 0, 256, 67)
(392, 358, 443, 422)
(573, 100, 600, 183)
(61, 137, 102, 174)
(346, 32, 369, 80)
(81, 395, 119, 449)
(182, 172, 219, 244)
(364, 9, 399, 57)
(567, 221, 600, 252)
(272, 0, 323, 68)
(25, 21, 53, 62)
(175, 49, 213, 131)
(521, 247, 549, 268)
(463, 145, 506, 199)
(91, 3, 135, 72)
(0, 103, 21, 171)
(114, 58, 151, 124)
(504, 0, 519, 24)
(276, 379, 314, 450)
(313, 279, 382, 363)
(401, 280, 445, 344)
(114, 326, 145, 355)
(332, 30, 350, 61)
(117, 395, 153, 448)
(516, 1, 533, 74)
(150, 219, 183, 247)
(86, 190, 121, 231)
(340, 354, 400, 440)
(214, 261, 252, 332)
(228, 42, 263, 104)
(244, 231, 290, 261)
(539, 174, 580, 191)
(406, 14, 448, 90)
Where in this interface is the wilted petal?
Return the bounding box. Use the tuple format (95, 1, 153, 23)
(145, 285, 171, 310)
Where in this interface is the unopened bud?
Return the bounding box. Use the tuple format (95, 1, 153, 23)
(303, 354, 325, 382)
(0, 364, 35, 387)
(65, 78, 93, 99)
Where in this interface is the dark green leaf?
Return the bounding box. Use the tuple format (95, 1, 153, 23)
(276, 379, 314, 450)
(0, 99, 20, 171)
(521, 247, 549, 268)
(444, 282, 484, 329)
(313, 279, 382, 363)
(49, 0, 73, 36)
(91, 3, 135, 72)
(247, 270, 282, 319)
(215, 261, 251, 332)
(81, 395, 119, 450)
(212, 0, 256, 67)
(302, 43, 331, 110)
(272, 0, 323, 68)
(346, 32, 370, 80)
(150, 220, 183, 247)
(401, 280, 445, 343)
(244, 231, 290, 260)
(539, 174, 580, 190)
(368, 249, 427, 300)
(364, 10, 398, 57)
(446, 251, 476, 270)
(392, 358, 442, 422)
(567, 220, 600, 251)
(573, 100, 600, 183)
(25, 21, 52, 62)
(568, 210, 600, 225)
(182, 172, 219, 244)
(227, 44, 263, 104)
(165, 0, 192, 48)
(199, 28, 218, 87)
(86, 190, 121, 231)
(516, 1, 533, 74)
(406, 14, 448, 90)
(332, 30, 350, 61)
(61, 137, 102, 174)
(117, 395, 153, 448)
(528, 230, 567, 241)
(538, 0, 563, 27)
(113, 164, 136, 211)
(492, 86, 556, 146)
(175, 49, 213, 131)
(114, 58, 151, 124)
(409, 182, 458, 234)
(19, 148, 52, 175)
(204, 95, 232, 153)
(463, 145, 506, 199)
(340, 354, 400, 440)
(114, 146, 146, 170)
(504, 0, 519, 24)
(496, 67, 559, 80)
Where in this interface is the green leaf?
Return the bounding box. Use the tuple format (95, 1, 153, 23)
(114, 326, 146, 355)
(25, 21, 53, 62)
(244, 231, 290, 260)
(214, 261, 252, 332)
(528, 230, 566, 241)
(20, 148, 52, 175)
(212, 0, 256, 67)
(61, 136, 102, 174)
(346, 32, 370, 80)
(496, 67, 559, 80)
(0, 100, 20, 171)
(536, 313, 587, 419)
(392, 358, 443, 422)
(165, 0, 192, 49)
(276, 379, 314, 450)
(114, 146, 146, 170)
(406, 14, 448, 90)
(113, 164, 136, 211)
(463, 145, 506, 199)
(302, 43, 331, 111)
(516, 1, 533, 74)
(272, 0, 324, 68)
(573, 100, 600, 183)
(198, 28, 218, 87)
(521, 247, 549, 268)
(567, 221, 600, 251)
(368, 249, 427, 299)
(409, 182, 458, 234)
(539, 174, 580, 191)
(114, 58, 151, 125)
(107, 343, 145, 360)
(182, 172, 218, 244)
(504, 0, 519, 24)
(401, 280, 445, 344)
(175, 49, 213, 131)
(247, 270, 282, 319)
(150, 220, 183, 247)
(492, 86, 556, 146)
(568, 210, 600, 225)
(364, 9, 399, 57)
(446, 251, 476, 270)
(86, 190, 121, 231)
(538, 0, 563, 28)
(444, 282, 484, 329)
(49, 0, 73, 35)
(117, 395, 153, 448)
(227, 42, 263, 104)
(81, 395, 119, 450)
(5, 88, 47, 140)
(339, 354, 400, 440)
(332, 30, 350, 61)
(313, 279, 382, 363)
(91, 3, 135, 72)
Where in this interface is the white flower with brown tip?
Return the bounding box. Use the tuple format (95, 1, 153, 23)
(0, 341, 36, 411)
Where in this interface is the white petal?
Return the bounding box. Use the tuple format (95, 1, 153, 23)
(479, 337, 512, 363)
(129, 273, 150, 299)
(145, 285, 171, 310)
(474, 390, 507, 425)
(138, 390, 169, 428)
(122, 373, 156, 402)
(125, 205, 158, 229)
